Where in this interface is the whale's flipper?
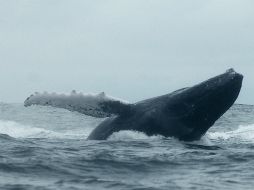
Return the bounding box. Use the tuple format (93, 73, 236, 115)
(24, 91, 132, 118)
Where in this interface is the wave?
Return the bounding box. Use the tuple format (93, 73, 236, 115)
(0, 120, 86, 139)
(208, 124, 254, 143)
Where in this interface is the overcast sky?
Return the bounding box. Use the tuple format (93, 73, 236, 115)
(0, 0, 253, 104)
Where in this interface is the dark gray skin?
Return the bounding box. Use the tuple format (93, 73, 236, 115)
(88, 69, 243, 141)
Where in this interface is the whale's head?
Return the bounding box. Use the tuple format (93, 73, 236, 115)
(162, 68, 243, 141)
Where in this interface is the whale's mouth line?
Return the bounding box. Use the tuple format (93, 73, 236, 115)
(166, 70, 243, 141)
(167, 83, 236, 119)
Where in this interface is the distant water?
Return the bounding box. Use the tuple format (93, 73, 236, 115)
(0, 103, 254, 190)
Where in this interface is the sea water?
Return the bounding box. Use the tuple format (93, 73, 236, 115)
(0, 103, 254, 190)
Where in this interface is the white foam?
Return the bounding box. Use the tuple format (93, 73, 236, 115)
(207, 124, 254, 143)
(0, 120, 86, 139)
(109, 125, 254, 143)
(188, 136, 214, 146)
(108, 130, 163, 141)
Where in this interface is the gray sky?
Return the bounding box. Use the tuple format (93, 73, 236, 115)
(0, 0, 253, 104)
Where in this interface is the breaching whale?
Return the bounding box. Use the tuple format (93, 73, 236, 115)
(24, 68, 243, 141)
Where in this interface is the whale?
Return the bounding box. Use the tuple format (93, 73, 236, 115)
(24, 68, 243, 141)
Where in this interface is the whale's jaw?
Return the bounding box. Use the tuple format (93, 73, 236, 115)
(163, 68, 243, 141)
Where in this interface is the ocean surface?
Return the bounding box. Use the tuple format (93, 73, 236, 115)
(0, 103, 254, 190)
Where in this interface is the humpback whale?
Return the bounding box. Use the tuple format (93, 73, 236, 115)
(24, 68, 243, 141)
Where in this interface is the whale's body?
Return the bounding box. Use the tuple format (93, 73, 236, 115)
(25, 69, 243, 141)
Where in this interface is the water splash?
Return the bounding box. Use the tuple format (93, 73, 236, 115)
(208, 124, 254, 142)
(108, 130, 163, 141)
(0, 120, 86, 139)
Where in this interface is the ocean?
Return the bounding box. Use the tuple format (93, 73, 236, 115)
(0, 103, 254, 190)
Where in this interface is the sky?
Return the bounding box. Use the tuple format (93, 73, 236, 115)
(0, 0, 253, 104)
